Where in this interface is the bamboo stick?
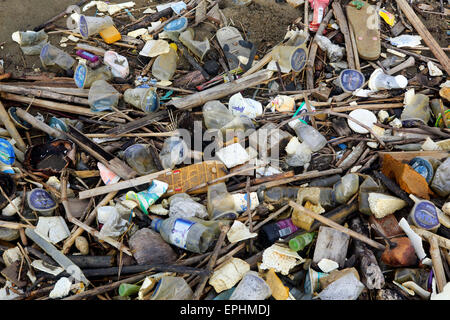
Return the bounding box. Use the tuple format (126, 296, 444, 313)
(0, 99, 27, 152)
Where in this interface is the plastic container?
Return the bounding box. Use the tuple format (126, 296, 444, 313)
(272, 44, 308, 73)
(259, 218, 299, 246)
(104, 51, 129, 78)
(150, 276, 193, 300)
(401, 94, 431, 124)
(333, 174, 360, 204)
(76, 50, 98, 63)
(151, 216, 222, 253)
(126, 180, 168, 215)
(207, 182, 238, 220)
(40, 43, 75, 72)
(293, 121, 327, 152)
(99, 25, 121, 44)
(179, 29, 210, 60)
(408, 195, 440, 231)
(87, 80, 120, 112)
(12, 30, 48, 55)
(338, 69, 365, 93)
(124, 87, 159, 113)
(289, 232, 315, 251)
(229, 271, 272, 300)
(27, 188, 57, 216)
(408, 157, 434, 183)
(163, 17, 188, 41)
(74, 62, 113, 88)
(78, 15, 114, 38)
(123, 144, 157, 175)
(158, 136, 188, 169)
(152, 44, 178, 81)
(368, 68, 408, 91)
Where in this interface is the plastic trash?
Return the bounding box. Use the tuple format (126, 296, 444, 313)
(229, 271, 272, 300)
(76, 50, 99, 62)
(179, 28, 210, 60)
(104, 51, 129, 78)
(408, 194, 440, 232)
(292, 121, 327, 152)
(88, 80, 120, 112)
(40, 43, 75, 72)
(215, 143, 250, 169)
(430, 157, 450, 197)
(128, 228, 177, 265)
(347, 109, 377, 134)
(99, 25, 121, 44)
(338, 69, 365, 93)
(228, 92, 263, 119)
(285, 137, 312, 167)
(74, 62, 113, 88)
(152, 43, 178, 81)
(408, 157, 434, 183)
(209, 258, 250, 293)
(151, 216, 222, 253)
(315, 35, 345, 62)
(401, 94, 431, 125)
(27, 188, 57, 217)
(368, 68, 408, 91)
(309, 0, 330, 32)
(159, 136, 188, 169)
(207, 182, 238, 220)
(97, 206, 129, 237)
(12, 30, 48, 55)
(124, 87, 159, 113)
(389, 35, 422, 48)
(318, 272, 365, 300)
(168, 193, 209, 219)
(78, 15, 114, 38)
(289, 232, 315, 251)
(150, 276, 193, 300)
(203, 100, 253, 135)
(259, 218, 299, 246)
(126, 180, 168, 214)
(162, 17, 188, 41)
(123, 144, 158, 175)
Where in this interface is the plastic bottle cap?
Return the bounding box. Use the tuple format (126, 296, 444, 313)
(394, 75, 408, 89)
(169, 43, 178, 52)
(411, 201, 439, 230)
(339, 69, 365, 93)
(164, 17, 188, 32)
(27, 188, 57, 212)
(408, 157, 434, 183)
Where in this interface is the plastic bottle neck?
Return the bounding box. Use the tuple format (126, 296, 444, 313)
(289, 237, 305, 251)
(151, 218, 163, 233)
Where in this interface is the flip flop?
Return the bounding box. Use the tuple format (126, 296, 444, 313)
(346, 0, 381, 61)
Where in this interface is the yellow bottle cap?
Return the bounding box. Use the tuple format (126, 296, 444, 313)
(169, 43, 177, 51)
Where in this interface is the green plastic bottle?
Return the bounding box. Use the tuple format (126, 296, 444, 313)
(289, 232, 315, 251)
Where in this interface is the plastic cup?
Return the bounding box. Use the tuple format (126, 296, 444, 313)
(368, 68, 408, 91)
(78, 15, 114, 38)
(229, 271, 272, 300)
(338, 69, 365, 93)
(272, 44, 308, 73)
(124, 88, 159, 113)
(74, 62, 112, 89)
(27, 188, 57, 216)
(40, 43, 76, 72)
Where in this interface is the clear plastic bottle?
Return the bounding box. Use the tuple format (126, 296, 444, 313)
(292, 121, 327, 152)
(152, 43, 178, 81)
(151, 216, 222, 253)
(289, 232, 315, 251)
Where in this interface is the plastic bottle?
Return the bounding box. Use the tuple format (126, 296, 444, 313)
(151, 216, 222, 253)
(289, 232, 315, 251)
(229, 271, 271, 300)
(152, 43, 178, 81)
(76, 50, 99, 63)
(87, 80, 120, 112)
(332, 174, 359, 204)
(292, 121, 327, 152)
(207, 182, 238, 220)
(150, 276, 193, 300)
(368, 68, 408, 91)
(258, 218, 299, 246)
(123, 144, 158, 175)
(12, 30, 48, 55)
(263, 187, 300, 204)
(124, 87, 159, 113)
(74, 62, 113, 89)
(168, 193, 208, 219)
(40, 43, 76, 72)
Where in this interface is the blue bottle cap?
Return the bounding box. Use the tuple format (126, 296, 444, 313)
(163, 17, 188, 32)
(409, 157, 434, 183)
(28, 188, 57, 211)
(291, 47, 307, 72)
(339, 69, 365, 93)
(74, 63, 87, 88)
(412, 201, 439, 230)
(0, 138, 15, 166)
(79, 15, 89, 38)
(143, 89, 160, 113)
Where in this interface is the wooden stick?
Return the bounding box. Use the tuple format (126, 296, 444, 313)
(410, 226, 450, 250)
(0, 99, 27, 152)
(395, 0, 450, 74)
(348, 23, 360, 71)
(430, 236, 447, 293)
(332, 2, 356, 70)
(192, 224, 229, 300)
(78, 168, 170, 199)
(289, 201, 386, 251)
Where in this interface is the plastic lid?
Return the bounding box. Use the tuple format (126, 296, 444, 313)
(27, 188, 57, 212)
(409, 157, 434, 183)
(394, 75, 408, 89)
(163, 17, 187, 32)
(339, 69, 365, 93)
(411, 201, 439, 230)
(0, 138, 15, 166)
(347, 109, 377, 134)
(74, 63, 87, 88)
(290, 47, 307, 72)
(78, 15, 89, 38)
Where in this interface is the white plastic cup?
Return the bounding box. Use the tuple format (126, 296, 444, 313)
(78, 15, 114, 38)
(368, 68, 408, 91)
(229, 271, 272, 300)
(124, 88, 159, 113)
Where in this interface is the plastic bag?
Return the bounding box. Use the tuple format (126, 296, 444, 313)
(168, 193, 209, 219)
